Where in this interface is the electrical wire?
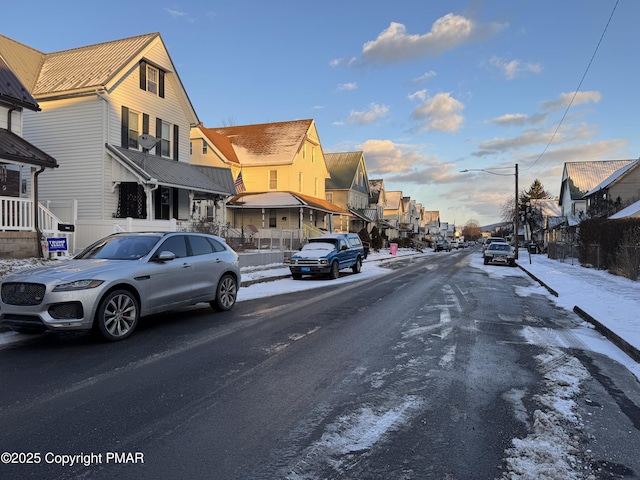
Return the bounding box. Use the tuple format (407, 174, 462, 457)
(523, 0, 619, 172)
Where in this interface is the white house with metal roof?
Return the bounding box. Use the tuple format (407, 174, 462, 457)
(0, 32, 235, 253)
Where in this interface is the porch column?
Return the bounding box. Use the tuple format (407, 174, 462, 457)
(261, 208, 265, 228)
(299, 207, 303, 240)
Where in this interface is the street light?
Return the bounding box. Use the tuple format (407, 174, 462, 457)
(460, 164, 519, 259)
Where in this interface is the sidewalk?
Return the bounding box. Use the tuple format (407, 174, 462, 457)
(516, 253, 640, 363)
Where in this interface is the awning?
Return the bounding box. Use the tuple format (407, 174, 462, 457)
(348, 208, 377, 223)
(0, 128, 58, 169)
(106, 144, 235, 195)
(227, 191, 350, 215)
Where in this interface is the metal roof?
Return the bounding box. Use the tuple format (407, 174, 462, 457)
(106, 145, 234, 195)
(325, 151, 363, 190)
(227, 191, 350, 215)
(563, 160, 635, 201)
(0, 56, 39, 110)
(0, 128, 58, 168)
(583, 159, 639, 197)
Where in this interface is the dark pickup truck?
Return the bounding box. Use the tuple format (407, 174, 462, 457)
(289, 233, 365, 279)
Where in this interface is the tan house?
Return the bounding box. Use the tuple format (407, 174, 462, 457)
(324, 151, 375, 233)
(583, 159, 640, 218)
(0, 32, 235, 253)
(0, 56, 58, 257)
(559, 160, 635, 223)
(192, 119, 349, 243)
(383, 191, 404, 238)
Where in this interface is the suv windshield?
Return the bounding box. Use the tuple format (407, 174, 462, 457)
(75, 235, 161, 260)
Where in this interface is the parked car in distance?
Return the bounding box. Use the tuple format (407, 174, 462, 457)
(289, 233, 365, 280)
(434, 238, 452, 252)
(0, 232, 241, 341)
(483, 242, 517, 267)
(482, 237, 509, 253)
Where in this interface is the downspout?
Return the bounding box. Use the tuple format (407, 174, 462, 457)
(7, 107, 47, 256)
(7, 107, 17, 130)
(34, 166, 46, 257)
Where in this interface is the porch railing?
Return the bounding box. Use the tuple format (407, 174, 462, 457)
(0, 197, 33, 231)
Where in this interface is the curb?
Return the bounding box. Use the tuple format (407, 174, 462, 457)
(518, 264, 640, 363)
(572, 306, 640, 363)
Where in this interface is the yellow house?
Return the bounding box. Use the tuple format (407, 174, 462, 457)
(190, 119, 349, 238)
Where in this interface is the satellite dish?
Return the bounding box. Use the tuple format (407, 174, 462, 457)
(138, 134, 158, 149)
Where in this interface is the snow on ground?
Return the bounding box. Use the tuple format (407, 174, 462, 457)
(1, 247, 638, 479)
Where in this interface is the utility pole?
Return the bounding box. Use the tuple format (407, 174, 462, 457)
(514, 163, 519, 260)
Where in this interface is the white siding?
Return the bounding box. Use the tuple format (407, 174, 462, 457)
(0, 107, 22, 134)
(108, 42, 193, 163)
(23, 97, 107, 219)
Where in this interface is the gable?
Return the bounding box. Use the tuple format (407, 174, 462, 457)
(0, 56, 39, 111)
(325, 151, 365, 190)
(208, 119, 314, 166)
(562, 160, 635, 201)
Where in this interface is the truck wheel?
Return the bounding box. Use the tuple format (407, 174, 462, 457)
(351, 257, 362, 274)
(329, 261, 339, 279)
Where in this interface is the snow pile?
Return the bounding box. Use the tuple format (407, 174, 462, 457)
(500, 347, 591, 480)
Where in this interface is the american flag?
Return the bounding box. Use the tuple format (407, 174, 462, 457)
(234, 171, 246, 194)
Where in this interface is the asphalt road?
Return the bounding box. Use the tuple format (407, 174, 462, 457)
(0, 249, 639, 479)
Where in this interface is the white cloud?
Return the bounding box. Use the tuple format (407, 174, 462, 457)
(489, 113, 547, 127)
(408, 90, 427, 101)
(361, 14, 505, 64)
(338, 82, 358, 91)
(345, 103, 389, 125)
(359, 139, 457, 185)
(164, 8, 195, 22)
(412, 70, 437, 84)
(411, 92, 464, 132)
(541, 91, 602, 112)
(490, 56, 542, 80)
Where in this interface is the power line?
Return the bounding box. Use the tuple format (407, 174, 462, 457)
(523, 0, 620, 172)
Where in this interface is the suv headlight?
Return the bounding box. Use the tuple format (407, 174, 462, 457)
(53, 280, 104, 292)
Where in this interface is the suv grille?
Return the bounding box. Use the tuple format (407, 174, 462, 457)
(1, 282, 46, 306)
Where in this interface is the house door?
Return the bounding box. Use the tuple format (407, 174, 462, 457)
(154, 186, 171, 220)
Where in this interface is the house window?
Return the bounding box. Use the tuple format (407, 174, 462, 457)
(202, 141, 208, 154)
(311, 147, 315, 163)
(326, 192, 333, 203)
(128, 111, 140, 149)
(146, 65, 158, 94)
(189, 142, 192, 155)
(160, 122, 171, 157)
(269, 170, 277, 190)
(298, 172, 303, 192)
(269, 209, 276, 228)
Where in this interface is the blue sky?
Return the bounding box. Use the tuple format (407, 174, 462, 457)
(2, 0, 635, 226)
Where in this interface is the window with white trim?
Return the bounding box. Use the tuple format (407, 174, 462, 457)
(160, 121, 171, 157)
(128, 110, 140, 149)
(269, 170, 277, 190)
(147, 65, 158, 94)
